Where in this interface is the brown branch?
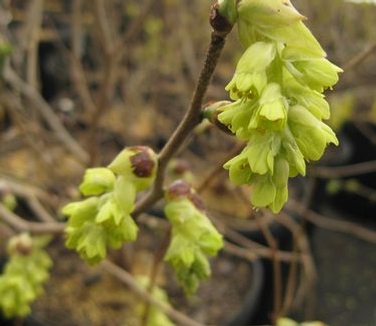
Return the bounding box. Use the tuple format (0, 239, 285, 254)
(141, 227, 172, 326)
(276, 211, 317, 313)
(112, 0, 154, 56)
(222, 225, 306, 263)
(69, 0, 97, 115)
(254, 212, 282, 323)
(87, 0, 130, 164)
(0, 202, 65, 234)
(94, 0, 114, 53)
(287, 199, 376, 244)
(24, 0, 44, 89)
(343, 41, 376, 72)
(3, 66, 89, 164)
(196, 141, 243, 192)
(308, 160, 376, 178)
(133, 31, 227, 216)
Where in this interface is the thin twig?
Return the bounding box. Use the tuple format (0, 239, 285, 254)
(256, 213, 282, 323)
(3, 66, 89, 163)
(87, 0, 130, 164)
(112, 0, 154, 56)
(133, 31, 227, 217)
(101, 260, 204, 326)
(287, 199, 376, 244)
(26, 197, 56, 222)
(277, 211, 317, 314)
(141, 227, 172, 326)
(342, 41, 376, 72)
(69, 0, 97, 115)
(24, 0, 44, 89)
(222, 225, 305, 263)
(196, 141, 243, 192)
(0, 177, 54, 204)
(94, 0, 114, 53)
(0, 202, 65, 234)
(308, 160, 376, 178)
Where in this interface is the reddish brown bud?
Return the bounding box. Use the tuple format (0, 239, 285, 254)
(210, 2, 234, 37)
(130, 147, 156, 178)
(166, 180, 191, 199)
(7, 233, 34, 256)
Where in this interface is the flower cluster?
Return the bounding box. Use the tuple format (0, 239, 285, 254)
(163, 180, 223, 294)
(62, 146, 158, 264)
(0, 233, 52, 318)
(213, 0, 341, 212)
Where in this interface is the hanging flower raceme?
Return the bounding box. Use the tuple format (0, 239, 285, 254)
(0, 233, 52, 318)
(62, 146, 158, 264)
(206, 0, 341, 213)
(163, 180, 223, 294)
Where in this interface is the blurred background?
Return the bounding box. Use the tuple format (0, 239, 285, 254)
(1, 0, 376, 325)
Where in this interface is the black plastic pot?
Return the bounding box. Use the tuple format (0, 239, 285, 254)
(226, 257, 264, 326)
(226, 178, 310, 325)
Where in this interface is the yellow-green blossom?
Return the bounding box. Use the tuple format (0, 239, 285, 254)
(208, 0, 341, 213)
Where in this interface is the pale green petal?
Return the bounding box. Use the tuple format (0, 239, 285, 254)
(245, 132, 281, 175)
(62, 197, 98, 227)
(287, 58, 343, 91)
(107, 148, 133, 176)
(289, 105, 338, 160)
(79, 167, 116, 196)
(251, 177, 276, 208)
(261, 22, 325, 57)
(257, 83, 288, 128)
(112, 176, 137, 214)
(269, 185, 288, 213)
(284, 78, 331, 119)
(237, 0, 305, 30)
(106, 213, 138, 246)
(272, 157, 290, 187)
(236, 42, 277, 72)
(224, 154, 253, 185)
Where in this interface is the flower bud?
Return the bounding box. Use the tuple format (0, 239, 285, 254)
(202, 100, 234, 134)
(217, 0, 238, 25)
(108, 146, 158, 191)
(165, 179, 192, 201)
(210, 1, 235, 36)
(7, 233, 33, 256)
(217, 100, 254, 137)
